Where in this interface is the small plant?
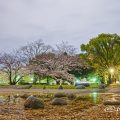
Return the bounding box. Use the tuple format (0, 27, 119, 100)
(58, 85, 63, 89)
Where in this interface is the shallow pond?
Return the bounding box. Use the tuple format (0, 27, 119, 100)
(0, 92, 119, 120)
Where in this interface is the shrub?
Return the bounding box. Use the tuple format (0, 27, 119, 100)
(75, 85, 85, 89)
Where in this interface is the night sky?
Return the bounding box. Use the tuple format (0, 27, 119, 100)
(0, 0, 120, 52)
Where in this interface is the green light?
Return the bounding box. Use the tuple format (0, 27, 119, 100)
(16, 75, 21, 80)
(91, 77, 97, 82)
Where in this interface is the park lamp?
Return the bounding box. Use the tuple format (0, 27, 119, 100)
(109, 68, 114, 74)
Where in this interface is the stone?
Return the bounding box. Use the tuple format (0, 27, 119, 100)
(54, 92, 66, 98)
(24, 96, 44, 109)
(67, 93, 76, 100)
(75, 83, 90, 87)
(51, 98, 67, 105)
(16, 85, 32, 89)
(21, 94, 29, 99)
(104, 100, 120, 105)
(58, 85, 63, 89)
(75, 85, 85, 89)
(98, 84, 106, 89)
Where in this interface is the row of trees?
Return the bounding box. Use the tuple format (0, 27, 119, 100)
(0, 40, 88, 85)
(0, 33, 119, 85)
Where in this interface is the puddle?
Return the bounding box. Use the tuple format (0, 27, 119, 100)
(89, 92, 100, 104)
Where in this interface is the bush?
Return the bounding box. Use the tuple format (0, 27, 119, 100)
(18, 80, 31, 85)
(75, 85, 85, 89)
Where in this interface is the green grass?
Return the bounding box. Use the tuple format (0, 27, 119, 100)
(32, 83, 99, 89)
(32, 84, 75, 89)
(0, 83, 99, 89)
(88, 83, 99, 88)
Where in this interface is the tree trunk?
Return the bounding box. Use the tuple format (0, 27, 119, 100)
(9, 72, 12, 85)
(47, 76, 49, 85)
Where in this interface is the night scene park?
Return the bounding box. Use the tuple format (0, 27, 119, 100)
(0, 0, 120, 120)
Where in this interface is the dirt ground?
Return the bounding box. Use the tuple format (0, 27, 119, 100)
(0, 88, 120, 120)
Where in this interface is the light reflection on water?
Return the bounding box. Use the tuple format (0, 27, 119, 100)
(89, 92, 99, 104)
(0, 95, 22, 105)
(1, 92, 117, 105)
(0, 92, 101, 105)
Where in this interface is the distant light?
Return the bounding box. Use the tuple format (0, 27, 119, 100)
(92, 92, 97, 97)
(31, 77, 34, 81)
(16, 75, 20, 80)
(116, 81, 120, 84)
(92, 78, 97, 82)
(109, 68, 114, 74)
(75, 79, 80, 84)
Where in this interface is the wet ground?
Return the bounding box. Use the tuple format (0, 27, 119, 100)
(0, 87, 120, 120)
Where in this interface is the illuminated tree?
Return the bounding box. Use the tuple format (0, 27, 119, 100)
(0, 53, 24, 85)
(80, 33, 120, 83)
(29, 53, 87, 84)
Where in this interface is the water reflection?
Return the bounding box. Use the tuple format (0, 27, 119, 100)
(89, 92, 100, 104)
(0, 94, 23, 105)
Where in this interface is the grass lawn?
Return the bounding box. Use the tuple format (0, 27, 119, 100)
(32, 84, 76, 89)
(0, 83, 99, 89)
(32, 83, 99, 89)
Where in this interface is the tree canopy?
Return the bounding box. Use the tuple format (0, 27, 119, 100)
(29, 53, 88, 84)
(80, 33, 120, 82)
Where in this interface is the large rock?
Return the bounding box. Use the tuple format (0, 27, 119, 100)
(24, 96, 44, 109)
(16, 85, 32, 89)
(20, 94, 29, 99)
(98, 84, 106, 89)
(75, 83, 90, 87)
(76, 85, 85, 89)
(67, 93, 76, 100)
(51, 98, 67, 105)
(104, 100, 120, 105)
(54, 92, 66, 98)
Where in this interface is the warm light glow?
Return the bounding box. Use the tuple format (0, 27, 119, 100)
(109, 68, 114, 74)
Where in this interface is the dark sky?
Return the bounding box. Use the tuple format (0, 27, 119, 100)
(0, 0, 120, 52)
